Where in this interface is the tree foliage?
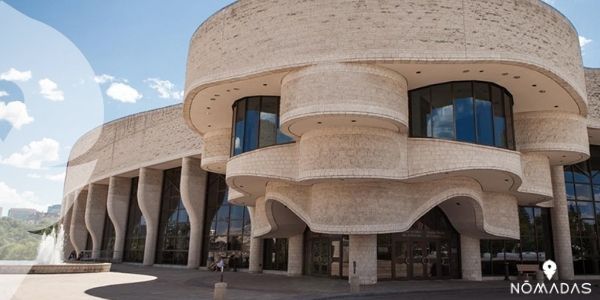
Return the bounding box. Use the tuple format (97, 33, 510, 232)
(0, 217, 57, 260)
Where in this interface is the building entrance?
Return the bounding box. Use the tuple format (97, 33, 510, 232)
(305, 232, 349, 278)
(379, 207, 461, 280)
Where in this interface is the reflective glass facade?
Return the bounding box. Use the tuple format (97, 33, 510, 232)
(564, 145, 600, 275)
(202, 173, 251, 268)
(100, 211, 116, 258)
(155, 168, 190, 265)
(231, 96, 294, 156)
(480, 206, 554, 276)
(409, 81, 515, 149)
(123, 177, 145, 263)
(263, 238, 288, 271)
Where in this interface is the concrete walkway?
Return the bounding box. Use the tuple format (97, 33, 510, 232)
(3, 264, 600, 299)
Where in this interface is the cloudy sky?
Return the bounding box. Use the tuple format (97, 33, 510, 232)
(0, 0, 598, 216)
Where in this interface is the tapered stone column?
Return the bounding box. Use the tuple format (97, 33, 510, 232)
(287, 233, 303, 276)
(107, 176, 132, 262)
(180, 157, 208, 269)
(85, 183, 109, 259)
(137, 168, 163, 266)
(550, 166, 575, 280)
(62, 194, 75, 259)
(461, 235, 482, 281)
(349, 234, 377, 284)
(69, 189, 89, 255)
(247, 207, 263, 273)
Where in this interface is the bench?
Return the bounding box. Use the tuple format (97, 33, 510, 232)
(516, 264, 539, 280)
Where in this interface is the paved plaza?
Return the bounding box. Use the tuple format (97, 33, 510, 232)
(2, 264, 600, 299)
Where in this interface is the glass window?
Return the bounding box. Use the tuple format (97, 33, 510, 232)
(409, 81, 514, 149)
(155, 168, 190, 265)
(453, 82, 475, 143)
(481, 207, 553, 277)
(100, 211, 115, 260)
(263, 238, 288, 271)
(259, 97, 279, 148)
(410, 89, 432, 138)
(231, 96, 294, 156)
(202, 173, 251, 268)
(431, 84, 454, 140)
(123, 177, 145, 263)
(233, 100, 246, 156)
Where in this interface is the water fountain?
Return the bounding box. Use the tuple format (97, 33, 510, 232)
(0, 224, 111, 274)
(35, 225, 65, 265)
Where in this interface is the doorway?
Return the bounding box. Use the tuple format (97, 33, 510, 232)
(305, 231, 349, 278)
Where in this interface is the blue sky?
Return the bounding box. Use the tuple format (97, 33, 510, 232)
(0, 0, 598, 216)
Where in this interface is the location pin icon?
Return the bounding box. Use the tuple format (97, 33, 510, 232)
(543, 259, 557, 280)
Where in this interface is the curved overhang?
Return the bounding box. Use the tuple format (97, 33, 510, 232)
(184, 0, 587, 136)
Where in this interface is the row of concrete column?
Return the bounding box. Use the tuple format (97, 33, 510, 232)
(65, 157, 208, 268)
(63, 160, 576, 281)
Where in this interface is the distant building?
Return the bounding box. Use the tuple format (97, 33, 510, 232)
(47, 204, 61, 216)
(8, 208, 40, 221)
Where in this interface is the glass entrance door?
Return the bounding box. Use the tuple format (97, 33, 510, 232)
(310, 238, 331, 276)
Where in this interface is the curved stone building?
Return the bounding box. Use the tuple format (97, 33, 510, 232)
(62, 0, 600, 284)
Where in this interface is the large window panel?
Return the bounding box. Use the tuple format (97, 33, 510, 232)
(409, 81, 514, 149)
(123, 177, 145, 263)
(453, 82, 475, 143)
(431, 84, 454, 140)
(231, 96, 294, 156)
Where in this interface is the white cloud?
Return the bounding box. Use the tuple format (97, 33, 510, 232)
(0, 91, 8, 97)
(0, 138, 60, 169)
(45, 172, 65, 182)
(145, 78, 183, 100)
(0, 101, 34, 129)
(39, 78, 65, 101)
(0, 182, 44, 214)
(27, 173, 42, 179)
(106, 82, 142, 103)
(93, 74, 115, 84)
(0, 68, 32, 82)
(580, 36, 592, 49)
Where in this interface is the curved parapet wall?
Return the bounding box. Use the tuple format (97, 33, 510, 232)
(251, 178, 520, 239)
(587, 68, 600, 129)
(200, 128, 231, 174)
(185, 0, 587, 136)
(280, 63, 408, 137)
(513, 111, 589, 164)
(64, 104, 203, 196)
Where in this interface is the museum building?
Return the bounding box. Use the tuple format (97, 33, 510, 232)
(61, 0, 600, 284)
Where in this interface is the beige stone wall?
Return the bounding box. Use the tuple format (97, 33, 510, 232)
(186, 0, 586, 114)
(200, 128, 231, 174)
(252, 177, 520, 239)
(280, 63, 408, 137)
(514, 111, 589, 164)
(64, 104, 203, 196)
(586, 68, 600, 128)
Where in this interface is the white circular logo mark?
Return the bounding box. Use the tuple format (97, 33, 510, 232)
(542, 259, 557, 280)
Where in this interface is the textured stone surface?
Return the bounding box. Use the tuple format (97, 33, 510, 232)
(514, 111, 589, 164)
(460, 235, 482, 281)
(587, 68, 600, 128)
(348, 235, 377, 284)
(185, 0, 586, 115)
(287, 234, 303, 277)
(550, 166, 575, 280)
(70, 190, 89, 255)
(280, 63, 408, 136)
(180, 157, 208, 268)
(64, 104, 202, 196)
(106, 177, 132, 262)
(137, 168, 164, 266)
(200, 128, 231, 174)
(85, 183, 109, 259)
